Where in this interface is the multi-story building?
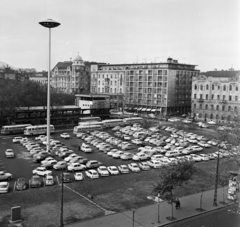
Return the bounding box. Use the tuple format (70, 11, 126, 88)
(90, 58, 199, 116)
(29, 71, 48, 85)
(191, 70, 240, 122)
(51, 53, 90, 94)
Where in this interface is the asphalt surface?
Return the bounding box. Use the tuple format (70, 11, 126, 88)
(164, 205, 240, 227)
(0, 122, 219, 194)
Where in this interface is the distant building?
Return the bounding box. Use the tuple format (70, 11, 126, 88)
(90, 58, 199, 116)
(29, 71, 48, 85)
(192, 70, 240, 122)
(51, 53, 92, 94)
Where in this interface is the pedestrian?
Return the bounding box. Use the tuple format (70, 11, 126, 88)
(175, 198, 181, 209)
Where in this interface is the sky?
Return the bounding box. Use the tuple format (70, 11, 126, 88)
(0, 0, 239, 72)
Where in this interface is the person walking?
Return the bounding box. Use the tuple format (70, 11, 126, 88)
(175, 198, 181, 209)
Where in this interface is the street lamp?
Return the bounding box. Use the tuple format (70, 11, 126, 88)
(39, 19, 60, 153)
(132, 209, 135, 227)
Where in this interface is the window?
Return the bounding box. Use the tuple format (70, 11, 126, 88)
(217, 95, 220, 100)
(120, 88, 122, 93)
(229, 95, 232, 101)
(212, 95, 214, 100)
(211, 105, 214, 110)
(216, 105, 219, 110)
(236, 86, 238, 91)
(229, 85, 232, 91)
(200, 94, 203, 99)
(194, 84, 197, 90)
(223, 85, 226, 91)
(114, 88, 116, 93)
(206, 94, 208, 100)
(205, 104, 208, 110)
(218, 85, 220, 90)
(228, 106, 231, 111)
(199, 104, 202, 109)
(212, 84, 214, 90)
(194, 104, 196, 109)
(194, 94, 197, 99)
(206, 84, 209, 90)
(200, 85, 203, 90)
(222, 105, 225, 111)
(223, 95, 225, 100)
(234, 106, 238, 111)
(235, 96, 238, 101)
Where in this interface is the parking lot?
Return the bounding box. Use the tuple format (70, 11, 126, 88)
(1, 120, 233, 195)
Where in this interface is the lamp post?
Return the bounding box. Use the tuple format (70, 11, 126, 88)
(132, 209, 135, 227)
(157, 193, 161, 223)
(39, 19, 60, 153)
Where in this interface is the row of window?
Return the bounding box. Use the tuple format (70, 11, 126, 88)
(194, 94, 238, 101)
(194, 103, 238, 111)
(194, 84, 239, 91)
(93, 88, 122, 93)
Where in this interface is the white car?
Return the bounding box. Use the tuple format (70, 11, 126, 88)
(118, 165, 130, 174)
(64, 154, 79, 162)
(199, 154, 210, 161)
(138, 162, 150, 171)
(74, 172, 84, 181)
(67, 163, 86, 171)
(97, 166, 109, 176)
(60, 133, 70, 139)
(190, 154, 202, 162)
(85, 169, 99, 179)
(112, 150, 124, 158)
(132, 139, 143, 145)
(132, 153, 149, 161)
(128, 163, 141, 172)
(198, 142, 211, 148)
(5, 149, 15, 158)
(147, 160, 162, 168)
(107, 166, 119, 175)
(0, 182, 9, 193)
(41, 157, 55, 165)
(12, 137, 23, 143)
(45, 175, 54, 186)
(0, 171, 13, 180)
(33, 167, 52, 176)
(81, 145, 92, 153)
(208, 120, 216, 125)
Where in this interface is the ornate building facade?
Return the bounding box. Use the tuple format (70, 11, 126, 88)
(191, 70, 240, 122)
(51, 53, 90, 94)
(91, 58, 199, 115)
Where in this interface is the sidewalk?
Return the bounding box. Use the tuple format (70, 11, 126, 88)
(66, 187, 233, 227)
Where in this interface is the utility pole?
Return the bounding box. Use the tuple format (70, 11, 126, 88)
(61, 169, 64, 226)
(213, 151, 220, 206)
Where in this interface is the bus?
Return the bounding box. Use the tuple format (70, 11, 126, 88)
(73, 125, 103, 134)
(123, 117, 143, 125)
(1, 124, 32, 135)
(24, 124, 55, 136)
(78, 121, 103, 127)
(79, 117, 101, 122)
(102, 119, 125, 128)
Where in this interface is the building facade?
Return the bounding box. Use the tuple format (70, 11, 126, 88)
(90, 58, 199, 116)
(51, 53, 90, 94)
(29, 71, 48, 85)
(191, 70, 240, 122)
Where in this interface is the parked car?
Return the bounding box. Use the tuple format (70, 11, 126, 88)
(132, 153, 149, 161)
(61, 172, 72, 183)
(74, 172, 84, 181)
(118, 165, 130, 174)
(60, 133, 70, 139)
(120, 152, 134, 160)
(147, 160, 162, 169)
(5, 149, 15, 158)
(53, 161, 68, 170)
(0, 182, 9, 193)
(97, 166, 109, 177)
(45, 175, 54, 186)
(67, 163, 86, 172)
(30, 175, 41, 188)
(12, 137, 23, 143)
(107, 166, 119, 175)
(86, 160, 102, 169)
(16, 178, 27, 191)
(33, 167, 52, 176)
(138, 162, 150, 171)
(0, 171, 13, 180)
(85, 169, 99, 179)
(128, 163, 141, 172)
(42, 160, 58, 169)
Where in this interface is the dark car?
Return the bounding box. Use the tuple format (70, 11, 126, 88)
(30, 175, 41, 188)
(16, 178, 27, 191)
(62, 172, 72, 183)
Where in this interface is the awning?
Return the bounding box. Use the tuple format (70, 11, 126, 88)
(151, 109, 156, 112)
(141, 108, 147, 111)
(146, 108, 151, 111)
(137, 108, 142, 111)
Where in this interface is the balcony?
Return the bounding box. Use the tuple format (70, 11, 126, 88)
(197, 99, 204, 102)
(219, 100, 227, 104)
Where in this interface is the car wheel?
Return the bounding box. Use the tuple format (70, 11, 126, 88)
(7, 177, 11, 180)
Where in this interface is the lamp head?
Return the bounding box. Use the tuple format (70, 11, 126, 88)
(39, 19, 60, 28)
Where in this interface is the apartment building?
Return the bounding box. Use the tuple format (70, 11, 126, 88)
(192, 70, 240, 122)
(91, 58, 199, 116)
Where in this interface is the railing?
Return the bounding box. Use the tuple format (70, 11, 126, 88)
(197, 99, 204, 102)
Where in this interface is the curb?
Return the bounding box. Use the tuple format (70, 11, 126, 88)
(157, 202, 234, 226)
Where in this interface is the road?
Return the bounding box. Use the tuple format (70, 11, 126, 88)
(164, 205, 240, 227)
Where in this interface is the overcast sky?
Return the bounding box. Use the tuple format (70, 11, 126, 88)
(0, 0, 239, 72)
